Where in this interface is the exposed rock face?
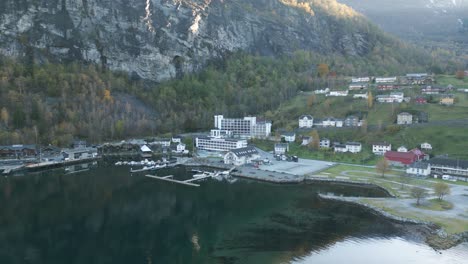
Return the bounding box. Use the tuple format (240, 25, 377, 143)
(0, 0, 375, 81)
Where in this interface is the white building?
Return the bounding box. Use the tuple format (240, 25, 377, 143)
(314, 88, 330, 94)
(397, 112, 413, 125)
(224, 147, 260, 166)
(353, 93, 368, 99)
(327, 90, 349, 97)
(320, 138, 331, 148)
(372, 142, 392, 155)
(376, 77, 397, 83)
(322, 118, 337, 127)
(398, 146, 408, 153)
(351, 77, 370, 83)
(214, 115, 271, 139)
(210, 129, 233, 138)
(149, 139, 171, 147)
(195, 137, 247, 152)
(333, 142, 362, 153)
(334, 144, 348, 153)
(406, 162, 431, 177)
(302, 136, 312, 146)
(421, 142, 433, 150)
(172, 137, 182, 143)
(176, 143, 186, 153)
(335, 119, 344, 128)
(376, 92, 404, 103)
(299, 115, 314, 128)
(275, 143, 289, 155)
(281, 133, 296, 143)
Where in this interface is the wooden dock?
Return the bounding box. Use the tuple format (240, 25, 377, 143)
(145, 173, 215, 187)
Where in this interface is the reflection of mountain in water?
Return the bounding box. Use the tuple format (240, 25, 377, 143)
(0, 165, 401, 264)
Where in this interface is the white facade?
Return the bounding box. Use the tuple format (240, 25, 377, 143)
(351, 77, 370, 83)
(327, 90, 349, 97)
(176, 143, 186, 153)
(299, 115, 314, 128)
(214, 115, 271, 138)
(397, 112, 413, 125)
(353, 93, 368, 99)
(172, 137, 182, 143)
(210, 129, 233, 138)
(322, 118, 336, 127)
(334, 142, 362, 153)
(398, 146, 408, 152)
(376, 77, 397, 83)
(421, 143, 432, 150)
(195, 137, 247, 152)
(376, 92, 404, 103)
(335, 120, 344, 128)
(224, 147, 260, 166)
(372, 143, 391, 155)
(275, 143, 289, 155)
(149, 139, 171, 147)
(320, 139, 331, 148)
(302, 137, 312, 146)
(281, 133, 296, 143)
(406, 163, 431, 177)
(314, 88, 330, 94)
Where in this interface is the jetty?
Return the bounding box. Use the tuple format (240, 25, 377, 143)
(145, 174, 210, 187)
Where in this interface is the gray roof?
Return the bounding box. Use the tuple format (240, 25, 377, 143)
(373, 142, 391, 147)
(409, 161, 430, 170)
(0, 145, 37, 151)
(230, 146, 258, 157)
(346, 142, 361, 146)
(429, 157, 468, 169)
(299, 115, 313, 120)
(281, 132, 296, 137)
(275, 143, 289, 148)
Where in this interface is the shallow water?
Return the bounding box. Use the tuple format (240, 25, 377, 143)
(0, 163, 466, 263)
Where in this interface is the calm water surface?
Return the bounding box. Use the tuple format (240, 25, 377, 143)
(0, 163, 466, 264)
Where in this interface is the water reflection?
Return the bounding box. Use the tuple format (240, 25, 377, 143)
(0, 165, 465, 264)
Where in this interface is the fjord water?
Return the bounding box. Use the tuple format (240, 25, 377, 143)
(0, 165, 467, 264)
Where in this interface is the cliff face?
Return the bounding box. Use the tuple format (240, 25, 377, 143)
(0, 0, 375, 81)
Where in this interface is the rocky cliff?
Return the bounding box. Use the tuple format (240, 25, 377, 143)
(0, 0, 381, 81)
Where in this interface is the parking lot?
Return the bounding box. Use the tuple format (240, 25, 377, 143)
(259, 158, 333, 176)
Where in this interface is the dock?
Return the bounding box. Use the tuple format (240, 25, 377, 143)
(145, 174, 206, 187)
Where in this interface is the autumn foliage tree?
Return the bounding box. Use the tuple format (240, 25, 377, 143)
(455, 70, 465, 80)
(376, 157, 390, 178)
(411, 187, 428, 206)
(434, 182, 451, 201)
(317, 63, 330, 78)
(308, 130, 320, 150)
(307, 94, 316, 108)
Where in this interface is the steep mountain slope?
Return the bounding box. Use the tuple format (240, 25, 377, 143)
(0, 0, 405, 82)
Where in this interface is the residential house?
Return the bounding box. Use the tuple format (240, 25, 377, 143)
(140, 145, 153, 158)
(172, 136, 182, 143)
(397, 146, 408, 152)
(299, 115, 314, 128)
(195, 137, 247, 152)
(351, 77, 370, 83)
(373, 142, 392, 155)
(149, 138, 171, 147)
(384, 151, 418, 166)
(302, 136, 312, 146)
(406, 73, 433, 85)
(335, 119, 344, 128)
(62, 147, 98, 160)
(410, 148, 427, 161)
(275, 143, 289, 155)
(353, 93, 368, 99)
(334, 144, 348, 153)
(0, 145, 37, 159)
(176, 143, 187, 153)
(440, 96, 455, 106)
(320, 138, 331, 148)
(406, 162, 431, 177)
(346, 142, 362, 153)
(314, 88, 330, 94)
(421, 143, 432, 151)
(344, 115, 360, 127)
(281, 132, 296, 143)
(349, 82, 368, 90)
(414, 97, 427, 104)
(327, 90, 349, 97)
(397, 112, 413, 125)
(378, 83, 399, 90)
(72, 140, 87, 149)
(322, 117, 337, 127)
(224, 146, 260, 166)
(376, 92, 405, 103)
(429, 157, 468, 182)
(375, 77, 397, 83)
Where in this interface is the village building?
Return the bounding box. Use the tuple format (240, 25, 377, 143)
(421, 142, 432, 151)
(344, 115, 360, 127)
(410, 148, 427, 161)
(274, 143, 289, 155)
(176, 143, 187, 153)
(406, 73, 433, 85)
(375, 77, 397, 83)
(214, 115, 271, 139)
(406, 162, 431, 177)
(139, 145, 153, 158)
(334, 142, 362, 153)
(384, 151, 418, 166)
(322, 117, 337, 127)
(376, 92, 405, 103)
(326, 90, 349, 97)
(377, 83, 399, 91)
(320, 138, 331, 148)
(224, 146, 260, 166)
(301, 136, 312, 146)
(72, 140, 87, 149)
(314, 88, 329, 94)
(149, 138, 171, 147)
(351, 77, 370, 83)
(372, 142, 392, 155)
(0, 145, 37, 159)
(440, 96, 455, 106)
(397, 146, 408, 152)
(414, 97, 427, 104)
(349, 82, 368, 90)
(334, 144, 348, 153)
(195, 137, 247, 152)
(171, 136, 182, 143)
(281, 132, 296, 143)
(353, 93, 368, 99)
(298, 115, 314, 128)
(397, 112, 413, 125)
(62, 147, 98, 161)
(210, 129, 233, 138)
(429, 157, 468, 182)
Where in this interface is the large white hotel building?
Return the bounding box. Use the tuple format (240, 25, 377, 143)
(214, 115, 271, 139)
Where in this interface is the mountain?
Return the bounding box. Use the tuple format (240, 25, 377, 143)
(338, 0, 468, 49)
(0, 0, 410, 82)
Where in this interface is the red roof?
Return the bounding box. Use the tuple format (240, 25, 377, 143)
(410, 148, 425, 160)
(384, 151, 418, 165)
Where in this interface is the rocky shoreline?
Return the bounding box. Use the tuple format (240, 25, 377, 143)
(318, 193, 468, 250)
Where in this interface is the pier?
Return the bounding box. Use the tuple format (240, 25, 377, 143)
(145, 174, 209, 187)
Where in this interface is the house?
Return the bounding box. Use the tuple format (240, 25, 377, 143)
(421, 142, 432, 151)
(302, 136, 312, 146)
(281, 132, 296, 143)
(176, 143, 186, 153)
(346, 142, 362, 153)
(397, 112, 413, 125)
(384, 151, 418, 166)
(0, 145, 37, 159)
(327, 90, 349, 97)
(397, 146, 408, 152)
(314, 88, 330, 94)
(372, 142, 391, 155)
(334, 144, 348, 153)
(378, 83, 399, 90)
(414, 97, 427, 104)
(353, 93, 368, 99)
(149, 138, 171, 147)
(140, 145, 153, 158)
(72, 140, 87, 149)
(406, 73, 433, 85)
(322, 117, 336, 127)
(299, 115, 314, 128)
(195, 137, 247, 152)
(349, 82, 368, 90)
(429, 157, 468, 182)
(351, 77, 370, 83)
(376, 92, 404, 103)
(335, 119, 344, 128)
(275, 143, 289, 155)
(224, 146, 260, 166)
(375, 77, 397, 83)
(440, 96, 455, 106)
(320, 138, 331, 148)
(62, 147, 98, 161)
(410, 148, 427, 161)
(172, 136, 182, 143)
(344, 115, 360, 127)
(406, 162, 431, 177)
